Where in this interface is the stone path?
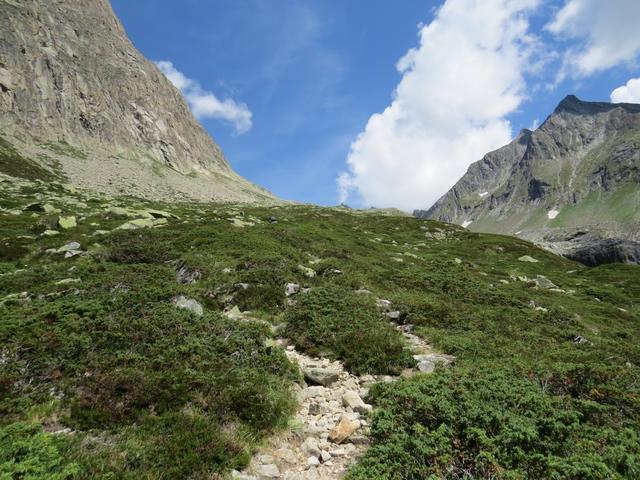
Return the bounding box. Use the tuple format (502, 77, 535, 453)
(233, 299, 454, 480)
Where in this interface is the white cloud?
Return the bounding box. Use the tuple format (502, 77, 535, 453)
(337, 0, 539, 211)
(611, 78, 640, 103)
(155, 61, 252, 134)
(546, 0, 640, 77)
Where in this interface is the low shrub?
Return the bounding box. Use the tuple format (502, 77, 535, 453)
(347, 367, 640, 480)
(0, 422, 79, 479)
(284, 286, 413, 375)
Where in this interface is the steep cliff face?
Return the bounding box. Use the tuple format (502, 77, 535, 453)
(415, 95, 640, 264)
(0, 0, 275, 202)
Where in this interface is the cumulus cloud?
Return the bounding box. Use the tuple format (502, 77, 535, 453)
(611, 78, 640, 103)
(546, 0, 640, 77)
(338, 0, 539, 211)
(155, 60, 252, 134)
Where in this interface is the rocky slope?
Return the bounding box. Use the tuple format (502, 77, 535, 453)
(416, 95, 640, 265)
(0, 0, 274, 203)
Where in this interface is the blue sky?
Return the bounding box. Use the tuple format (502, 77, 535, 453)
(111, 0, 640, 210)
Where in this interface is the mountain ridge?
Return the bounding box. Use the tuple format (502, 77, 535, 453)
(415, 95, 640, 265)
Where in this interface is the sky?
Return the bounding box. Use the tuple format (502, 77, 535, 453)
(111, 0, 640, 211)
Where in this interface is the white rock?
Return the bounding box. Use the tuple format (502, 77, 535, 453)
(231, 470, 256, 480)
(57, 241, 81, 253)
(274, 449, 297, 464)
(304, 386, 329, 399)
(255, 464, 280, 478)
(376, 299, 392, 311)
(342, 391, 368, 414)
(285, 283, 300, 296)
(172, 295, 203, 316)
(329, 448, 346, 457)
(256, 454, 275, 464)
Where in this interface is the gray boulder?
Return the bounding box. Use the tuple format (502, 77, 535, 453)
(57, 241, 81, 253)
(303, 367, 340, 387)
(172, 295, 203, 316)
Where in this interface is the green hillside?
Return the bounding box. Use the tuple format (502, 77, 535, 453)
(1, 174, 639, 479)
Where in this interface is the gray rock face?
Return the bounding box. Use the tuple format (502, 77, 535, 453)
(415, 95, 640, 265)
(175, 263, 202, 285)
(541, 230, 640, 266)
(0, 0, 275, 203)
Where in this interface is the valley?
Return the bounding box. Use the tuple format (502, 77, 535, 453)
(1, 169, 638, 479)
(1, 1, 639, 478)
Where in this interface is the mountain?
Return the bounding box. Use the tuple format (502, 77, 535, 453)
(416, 95, 640, 265)
(0, 0, 274, 203)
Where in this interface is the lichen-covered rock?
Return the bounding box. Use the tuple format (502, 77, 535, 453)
(298, 265, 316, 278)
(172, 295, 203, 317)
(57, 216, 77, 229)
(57, 241, 81, 253)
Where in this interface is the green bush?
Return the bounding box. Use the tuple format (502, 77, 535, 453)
(0, 422, 79, 479)
(0, 284, 298, 478)
(284, 287, 414, 375)
(347, 367, 640, 480)
(104, 231, 174, 264)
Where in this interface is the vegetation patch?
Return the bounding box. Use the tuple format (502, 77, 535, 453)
(0, 179, 638, 478)
(0, 136, 63, 182)
(284, 286, 414, 375)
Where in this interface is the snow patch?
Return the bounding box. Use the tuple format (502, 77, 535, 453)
(547, 209, 559, 220)
(462, 220, 473, 228)
(479, 191, 489, 198)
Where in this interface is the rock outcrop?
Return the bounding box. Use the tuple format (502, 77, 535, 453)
(0, 0, 275, 203)
(416, 95, 640, 265)
(539, 228, 640, 267)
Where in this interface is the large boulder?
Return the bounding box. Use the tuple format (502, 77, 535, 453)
(565, 238, 640, 266)
(57, 216, 77, 229)
(303, 367, 340, 387)
(342, 391, 370, 414)
(328, 415, 359, 444)
(172, 295, 203, 316)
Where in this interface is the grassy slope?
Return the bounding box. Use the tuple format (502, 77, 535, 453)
(469, 182, 640, 235)
(0, 174, 638, 479)
(549, 183, 640, 228)
(0, 136, 65, 182)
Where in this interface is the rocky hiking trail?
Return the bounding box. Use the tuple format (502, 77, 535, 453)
(234, 298, 455, 480)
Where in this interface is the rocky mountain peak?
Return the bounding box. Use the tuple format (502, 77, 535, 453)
(515, 128, 533, 143)
(417, 95, 640, 265)
(553, 94, 640, 116)
(0, 0, 275, 203)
